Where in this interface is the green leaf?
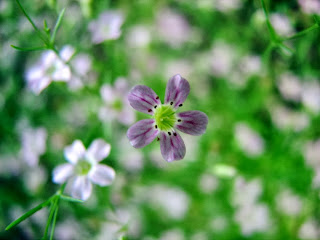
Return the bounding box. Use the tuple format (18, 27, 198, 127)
(60, 195, 84, 203)
(15, 0, 50, 45)
(50, 8, 66, 44)
(11, 45, 47, 51)
(5, 197, 53, 230)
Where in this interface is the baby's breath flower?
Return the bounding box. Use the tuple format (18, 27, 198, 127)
(52, 139, 115, 201)
(127, 74, 208, 161)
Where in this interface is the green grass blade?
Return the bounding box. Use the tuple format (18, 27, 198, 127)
(5, 197, 53, 230)
(60, 195, 84, 203)
(50, 8, 66, 44)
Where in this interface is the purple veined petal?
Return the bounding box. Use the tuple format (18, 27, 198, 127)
(160, 131, 186, 162)
(52, 163, 74, 184)
(64, 140, 86, 164)
(128, 85, 161, 115)
(165, 74, 190, 109)
(127, 119, 159, 148)
(86, 139, 111, 163)
(176, 111, 208, 136)
(88, 164, 115, 186)
(71, 176, 92, 201)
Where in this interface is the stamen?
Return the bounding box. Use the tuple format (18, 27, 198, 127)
(170, 102, 173, 105)
(173, 132, 177, 136)
(148, 109, 152, 112)
(168, 132, 171, 136)
(178, 119, 181, 122)
(154, 105, 157, 109)
(179, 104, 183, 107)
(157, 137, 160, 141)
(156, 96, 159, 99)
(155, 125, 158, 129)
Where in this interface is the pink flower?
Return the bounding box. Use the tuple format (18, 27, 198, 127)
(127, 74, 208, 162)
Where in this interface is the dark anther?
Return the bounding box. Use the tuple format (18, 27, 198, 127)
(179, 104, 183, 107)
(178, 119, 181, 122)
(157, 137, 160, 141)
(155, 125, 158, 129)
(173, 133, 177, 136)
(170, 102, 173, 105)
(154, 105, 157, 109)
(148, 109, 152, 112)
(168, 132, 171, 136)
(156, 96, 159, 99)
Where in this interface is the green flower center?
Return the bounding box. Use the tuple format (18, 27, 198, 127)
(112, 99, 123, 111)
(75, 159, 92, 176)
(154, 105, 177, 132)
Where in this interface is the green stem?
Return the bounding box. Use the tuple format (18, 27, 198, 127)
(43, 198, 58, 240)
(49, 204, 59, 240)
(283, 24, 320, 41)
(260, 0, 278, 41)
(5, 196, 54, 230)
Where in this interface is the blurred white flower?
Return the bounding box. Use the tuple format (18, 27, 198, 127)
(233, 177, 262, 206)
(209, 41, 236, 77)
(234, 203, 271, 236)
(302, 81, 320, 114)
(88, 10, 124, 44)
(99, 77, 135, 126)
(20, 127, 47, 167)
(126, 25, 151, 48)
(118, 136, 144, 172)
(270, 13, 294, 37)
(199, 173, 219, 194)
(270, 105, 309, 132)
(213, 0, 242, 12)
(276, 189, 303, 216)
(55, 218, 86, 240)
(277, 72, 302, 102)
(25, 47, 73, 94)
(23, 165, 47, 193)
(234, 123, 265, 157)
(160, 228, 185, 240)
(146, 185, 190, 220)
(304, 140, 320, 169)
(0, 155, 21, 177)
(156, 9, 191, 48)
(298, 218, 320, 240)
(52, 139, 115, 201)
(210, 216, 228, 232)
(68, 53, 94, 91)
(299, 0, 320, 15)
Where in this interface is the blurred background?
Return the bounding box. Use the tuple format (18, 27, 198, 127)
(1, 0, 320, 239)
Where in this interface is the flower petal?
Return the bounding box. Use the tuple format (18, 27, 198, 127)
(71, 176, 92, 201)
(127, 119, 159, 148)
(64, 140, 86, 164)
(165, 74, 190, 109)
(86, 139, 111, 162)
(160, 131, 186, 162)
(88, 164, 115, 186)
(176, 111, 208, 136)
(52, 163, 74, 184)
(128, 85, 161, 115)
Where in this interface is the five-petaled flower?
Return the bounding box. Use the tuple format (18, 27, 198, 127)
(52, 139, 115, 201)
(127, 74, 208, 161)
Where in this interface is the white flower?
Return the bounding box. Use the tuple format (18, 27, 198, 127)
(299, 218, 320, 240)
(25, 47, 73, 94)
(99, 77, 135, 126)
(299, 0, 320, 15)
(270, 13, 294, 37)
(232, 177, 263, 206)
(234, 203, 271, 236)
(88, 10, 124, 44)
(213, 0, 242, 12)
(302, 81, 320, 114)
(20, 127, 47, 167)
(234, 123, 265, 157)
(277, 72, 302, 102)
(156, 9, 191, 48)
(52, 139, 115, 201)
(276, 189, 303, 216)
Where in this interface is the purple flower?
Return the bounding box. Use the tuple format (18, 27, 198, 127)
(127, 74, 208, 162)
